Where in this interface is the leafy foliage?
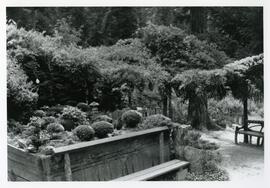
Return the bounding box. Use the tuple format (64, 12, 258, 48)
(74, 125, 95, 141)
(136, 23, 230, 72)
(224, 54, 263, 100)
(121, 110, 142, 128)
(91, 121, 114, 138)
(47, 123, 65, 133)
(60, 106, 87, 130)
(172, 69, 228, 101)
(142, 114, 172, 129)
(7, 55, 38, 121)
(93, 115, 113, 124)
(7, 23, 101, 106)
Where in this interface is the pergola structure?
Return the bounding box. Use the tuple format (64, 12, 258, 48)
(224, 54, 263, 143)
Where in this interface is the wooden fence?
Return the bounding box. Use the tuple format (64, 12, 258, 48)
(8, 127, 170, 181)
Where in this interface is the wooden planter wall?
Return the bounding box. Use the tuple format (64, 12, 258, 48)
(8, 127, 170, 181)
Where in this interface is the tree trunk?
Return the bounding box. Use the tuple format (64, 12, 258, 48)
(243, 97, 249, 143)
(168, 91, 173, 119)
(188, 94, 216, 130)
(190, 7, 207, 34)
(162, 96, 168, 116)
(128, 92, 132, 108)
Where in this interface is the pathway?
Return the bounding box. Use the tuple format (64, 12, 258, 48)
(201, 127, 264, 180)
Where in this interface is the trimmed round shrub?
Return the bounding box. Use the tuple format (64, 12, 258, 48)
(60, 106, 87, 130)
(93, 115, 113, 124)
(121, 110, 142, 128)
(91, 121, 114, 138)
(74, 125, 95, 141)
(142, 114, 172, 129)
(33, 110, 46, 117)
(47, 123, 65, 133)
(77, 102, 89, 112)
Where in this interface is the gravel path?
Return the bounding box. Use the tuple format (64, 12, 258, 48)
(201, 127, 264, 180)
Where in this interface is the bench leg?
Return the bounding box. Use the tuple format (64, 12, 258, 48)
(257, 137, 260, 146)
(261, 138, 264, 146)
(234, 131, 238, 144)
(249, 135, 252, 144)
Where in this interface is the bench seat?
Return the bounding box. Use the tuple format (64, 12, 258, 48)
(235, 122, 264, 146)
(238, 130, 263, 137)
(113, 159, 189, 181)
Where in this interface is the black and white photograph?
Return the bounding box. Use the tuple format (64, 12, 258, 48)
(2, 0, 269, 186)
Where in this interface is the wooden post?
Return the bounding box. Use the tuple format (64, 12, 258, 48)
(159, 132, 165, 163)
(64, 153, 72, 181)
(168, 90, 173, 119)
(162, 96, 168, 116)
(243, 97, 249, 143)
(40, 156, 52, 181)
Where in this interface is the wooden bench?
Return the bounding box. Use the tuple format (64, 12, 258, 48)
(113, 159, 189, 181)
(235, 120, 264, 146)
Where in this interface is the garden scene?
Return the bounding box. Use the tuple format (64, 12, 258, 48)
(6, 7, 263, 181)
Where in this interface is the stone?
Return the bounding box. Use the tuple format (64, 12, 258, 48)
(183, 146, 204, 174)
(176, 168, 188, 181)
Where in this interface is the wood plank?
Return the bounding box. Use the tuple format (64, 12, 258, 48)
(40, 156, 52, 181)
(64, 153, 72, 181)
(51, 132, 165, 179)
(113, 160, 188, 181)
(159, 132, 165, 163)
(54, 127, 169, 154)
(238, 130, 263, 137)
(132, 161, 189, 181)
(108, 158, 123, 179)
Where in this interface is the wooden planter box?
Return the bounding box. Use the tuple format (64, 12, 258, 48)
(8, 127, 171, 181)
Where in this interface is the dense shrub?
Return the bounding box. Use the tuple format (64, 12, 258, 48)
(7, 55, 38, 122)
(7, 23, 101, 106)
(142, 114, 172, 129)
(91, 121, 114, 138)
(74, 125, 95, 141)
(136, 23, 230, 72)
(173, 99, 189, 124)
(7, 119, 25, 134)
(121, 110, 142, 128)
(183, 130, 219, 150)
(185, 149, 229, 181)
(27, 116, 46, 130)
(47, 123, 65, 133)
(93, 115, 113, 123)
(208, 95, 243, 127)
(60, 106, 87, 130)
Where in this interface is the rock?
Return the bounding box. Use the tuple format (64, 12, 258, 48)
(183, 146, 204, 174)
(172, 124, 192, 159)
(176, 168, 188, 181)
(41, 146, 55, 155)
(27, 145, 37, 153)
(17, 139, 27, 149)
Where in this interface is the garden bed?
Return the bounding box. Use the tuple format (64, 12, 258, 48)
(8, 126, 170, 181)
